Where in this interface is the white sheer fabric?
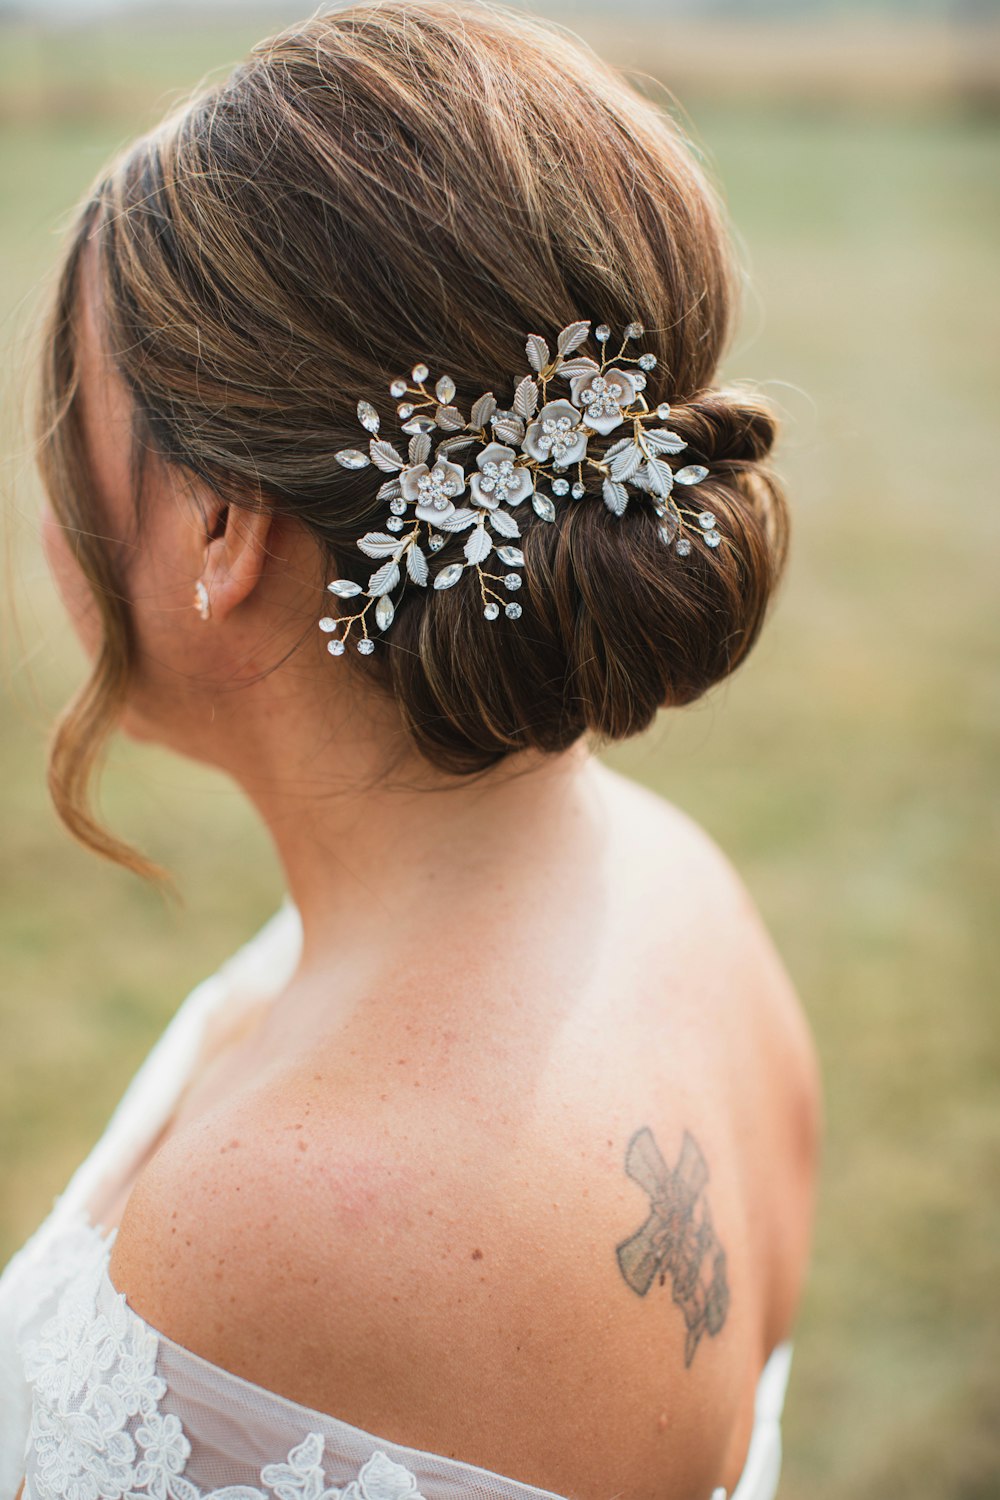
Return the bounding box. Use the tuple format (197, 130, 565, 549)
(0, 897, 793, 1500)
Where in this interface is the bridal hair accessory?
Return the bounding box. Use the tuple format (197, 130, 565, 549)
(321, 319, 722, 656)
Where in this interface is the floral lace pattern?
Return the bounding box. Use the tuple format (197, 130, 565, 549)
(19, 1233, 427, 1500)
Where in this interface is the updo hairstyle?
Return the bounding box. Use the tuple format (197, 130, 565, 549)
(37, 0, 790, 879)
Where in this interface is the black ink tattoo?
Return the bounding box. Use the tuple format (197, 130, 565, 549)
(615, 1126, 730, 1367)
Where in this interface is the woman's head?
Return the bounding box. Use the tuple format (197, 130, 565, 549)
(38, 0, 789, 880)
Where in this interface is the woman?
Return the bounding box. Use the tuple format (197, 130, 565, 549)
(1, 2, 821, 1497)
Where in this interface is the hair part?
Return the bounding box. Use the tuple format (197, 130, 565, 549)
(36, 0, 790, 879)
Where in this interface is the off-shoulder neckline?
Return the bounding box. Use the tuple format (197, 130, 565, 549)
(80, 1213, 792, 1500)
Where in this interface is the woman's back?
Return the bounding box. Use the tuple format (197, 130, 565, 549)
(106, 763, 818, 1500)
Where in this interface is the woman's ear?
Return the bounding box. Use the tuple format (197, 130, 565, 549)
(199, 501, 276, 623)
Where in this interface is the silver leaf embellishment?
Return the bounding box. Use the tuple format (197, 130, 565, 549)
(609, 443, 643, 482)
(368, 561, 400, 596)
(602, 478, 629, 516)
(493, 415, 525, 445)
(674, 464, 710, 485)
(525, 334, 550, 373)
(435, 405, 465, 431)
(327, 579, 363, 597)
(437, 434, 477, 453)
(470, 392, 497, 428)
(408, 432, 431, 465)
(556, 356, 600, 379)
(358, 532, 403, 558)
(433, 563, 464, 590)
(643, 427, 687, 456)
(488, 509, 520, 539)
(556, 319, 591, 355)
(513, 375, 539, 420)
(406, 544, 429, 586)
(375, 595, 395, 631)
(370, 439, 405, 473)
(435, 508, 478, 532)
(376, 478, 402, 501)
(464, 526, 492, 565)
(496, 545, 524, 566)
(643, 458, 675, 497)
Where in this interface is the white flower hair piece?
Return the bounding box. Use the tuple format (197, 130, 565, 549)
(321, 319, 722, 656)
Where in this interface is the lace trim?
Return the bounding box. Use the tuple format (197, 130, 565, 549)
(20, 1232, 427, 1500)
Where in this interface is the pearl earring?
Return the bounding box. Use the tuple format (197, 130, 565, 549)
(194, 580, 211, 620)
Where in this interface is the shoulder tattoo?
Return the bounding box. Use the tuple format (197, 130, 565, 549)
(615, 1126, 730, 1367)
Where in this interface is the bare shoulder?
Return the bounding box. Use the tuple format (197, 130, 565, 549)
(597, 760, 821, 1096)
(106, 1047, 760, 1500)
(595, 761, 823, 1329)
(107, 764, 821, 1499)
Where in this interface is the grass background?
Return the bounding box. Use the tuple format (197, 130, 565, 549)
(1, 8, 998, 1497)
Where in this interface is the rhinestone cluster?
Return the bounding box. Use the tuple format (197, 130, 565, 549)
(322, 319, 723, 656)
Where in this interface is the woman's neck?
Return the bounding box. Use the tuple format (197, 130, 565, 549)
(217, 681, 602, 987)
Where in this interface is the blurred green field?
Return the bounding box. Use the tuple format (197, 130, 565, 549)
(1, 14, 998, 1500)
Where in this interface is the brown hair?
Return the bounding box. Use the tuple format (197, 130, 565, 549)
(38, 0, 790, 882)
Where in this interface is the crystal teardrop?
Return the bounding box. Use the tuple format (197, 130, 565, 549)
(435, 374, 457, 404)
(335, 449, 370, 469)
(375, 595, 395, 631)
(675, 465, 709, 485)
(357, 400, 380, 433)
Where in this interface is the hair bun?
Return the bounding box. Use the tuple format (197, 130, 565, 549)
(395, 375, 790, 768)
(664, 386, 781, 469)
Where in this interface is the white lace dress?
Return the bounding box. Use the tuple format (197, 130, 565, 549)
(0, 897, 793, 1500)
